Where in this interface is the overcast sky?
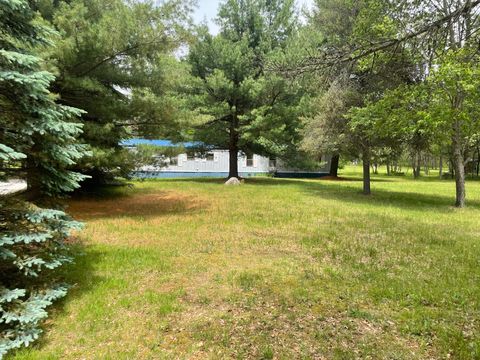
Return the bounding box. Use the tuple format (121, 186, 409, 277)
(193, 0, 315, 35)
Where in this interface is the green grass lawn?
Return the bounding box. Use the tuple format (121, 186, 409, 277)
(11, 166, 480, 359)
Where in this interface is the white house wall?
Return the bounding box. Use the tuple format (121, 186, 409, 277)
(136, 150, 331, 176)
(139, 150, 271, 173)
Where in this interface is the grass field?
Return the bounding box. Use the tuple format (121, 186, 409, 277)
(11, 166, 480, 359)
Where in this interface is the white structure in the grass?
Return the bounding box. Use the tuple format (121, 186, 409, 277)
(139, 150, 331, 175)
(140, 150, 271, 174)
(122, 139, 332, 175)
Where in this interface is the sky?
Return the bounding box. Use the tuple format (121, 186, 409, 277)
(193, 0, 315, 35)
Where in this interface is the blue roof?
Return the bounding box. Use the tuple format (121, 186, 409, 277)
(120, 139, 201, 148)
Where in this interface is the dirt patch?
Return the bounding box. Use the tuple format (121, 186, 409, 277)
(67, 191, 206, 220)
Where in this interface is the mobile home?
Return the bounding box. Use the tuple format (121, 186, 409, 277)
(121, 139, 331, 178)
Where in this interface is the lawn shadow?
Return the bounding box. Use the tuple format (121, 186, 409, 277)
(144, 176, 480, 211)
(73, 184, 137, 199)
(147, 177, 227, 184)
(260, 178, 480, 211)
(159, 175, 392, 186)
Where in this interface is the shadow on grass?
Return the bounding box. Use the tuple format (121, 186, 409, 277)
(70, 175, 479, 218)
(60, 244, 104, 299)
(152, 175, 392, 184)
(255, 177, 480, 211)
(161, 177, 480, 212)
(299, 182, 478, 211)
(72, 184, 137, 200)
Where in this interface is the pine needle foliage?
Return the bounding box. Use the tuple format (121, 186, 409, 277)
(0, 0, 88, 356)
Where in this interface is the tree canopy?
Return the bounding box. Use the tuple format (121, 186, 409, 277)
(296, 0, 480, 204)
(35, 0, 194, 185)
(187, 0, 309, 178)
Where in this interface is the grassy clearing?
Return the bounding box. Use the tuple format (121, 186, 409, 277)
(11, 166, 480, 359)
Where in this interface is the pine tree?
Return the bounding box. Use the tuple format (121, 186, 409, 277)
(0, 0, 88, 356)
(188, 0, 304, 179)
(34, 0, 193, 186)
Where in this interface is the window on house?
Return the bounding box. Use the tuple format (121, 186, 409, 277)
(269, 157, 276, 168)
(206, 153, 214, 161)
(246, 153, 254, 167)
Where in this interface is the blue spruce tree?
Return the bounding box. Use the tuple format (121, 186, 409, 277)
(0, 0, 89, 356)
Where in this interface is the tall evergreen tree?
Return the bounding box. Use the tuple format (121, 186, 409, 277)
(188, 0, 304, 179)
(35, 0, 194, 185)
(0, 0, 87, 355)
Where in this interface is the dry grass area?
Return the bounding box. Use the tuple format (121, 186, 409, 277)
(11, 167, 480, 359)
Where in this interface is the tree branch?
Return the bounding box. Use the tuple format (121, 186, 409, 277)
(273, 0, 480, 75)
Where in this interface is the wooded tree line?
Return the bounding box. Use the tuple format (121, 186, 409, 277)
(1, 0, 479, 355)
(296, 0, 480, 207)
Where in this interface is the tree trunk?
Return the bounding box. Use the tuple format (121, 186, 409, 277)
(453, 122, 466, 208)
(386, 161, 390, 176)
(424, 154, 429, 175)
(416, 153, 421, 178)
(228, 147, 238, 179)
(25, 141, 42, 201)
(476, 147, 480, 177)
(412, 155, 418, 178)
(228, 116, 239, 179)
(362, 148, 371, 195)
(439, 154, 443, 179)
(330, 154, 339, 177)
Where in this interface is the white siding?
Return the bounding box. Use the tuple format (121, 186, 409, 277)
(139, 150, 271, 173)
(137, 150, 331, 175)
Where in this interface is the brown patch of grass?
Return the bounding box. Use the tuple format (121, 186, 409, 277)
(68, 191, 206, 220)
